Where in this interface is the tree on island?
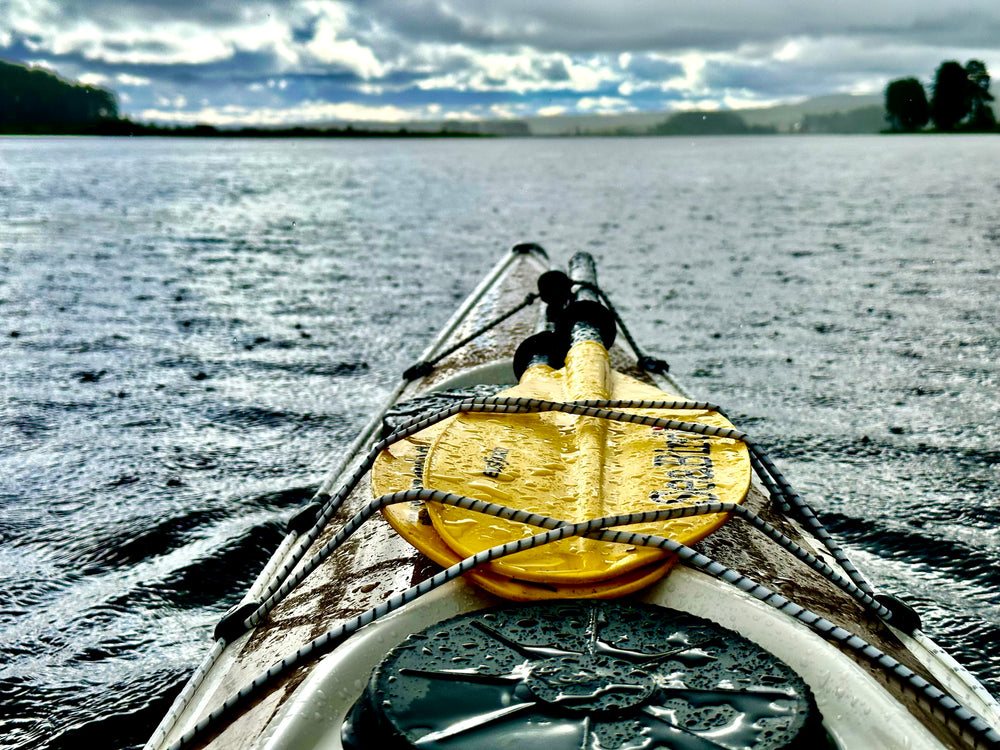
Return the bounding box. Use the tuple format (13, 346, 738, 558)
(885, 60, 996, 132)
(965, 60, 996, 130)
(931, 61, 971, 130)
(885, 78, 929, 132)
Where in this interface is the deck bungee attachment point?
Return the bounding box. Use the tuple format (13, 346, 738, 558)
(146, 244, 1000, 750)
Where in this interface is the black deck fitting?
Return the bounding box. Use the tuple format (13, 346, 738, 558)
(286, 502, 323, 535)
(512, 242, 548, 258)
(874, 594, 922, 635)
(638, 355, 670, 374)
(513, 331, 570, 379)
(402, 361, 435, 382)
(536, 270, 573, 308)
(214, 601, 262, 644)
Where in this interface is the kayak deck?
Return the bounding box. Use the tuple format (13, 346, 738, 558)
(150, 245, 1000, 750)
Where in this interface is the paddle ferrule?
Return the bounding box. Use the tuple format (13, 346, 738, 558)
(563, 252, 617, 349)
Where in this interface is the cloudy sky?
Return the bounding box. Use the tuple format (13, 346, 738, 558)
(2, 1, 999, 125)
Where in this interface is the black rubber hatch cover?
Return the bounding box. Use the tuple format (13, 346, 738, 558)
(343, 600, 824, 750)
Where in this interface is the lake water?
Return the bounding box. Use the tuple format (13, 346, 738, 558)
(1, 135, 998, 749)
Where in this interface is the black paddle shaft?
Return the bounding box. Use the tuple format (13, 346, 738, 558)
(566, 252, 617, 349)
(513, 253, 615, 377)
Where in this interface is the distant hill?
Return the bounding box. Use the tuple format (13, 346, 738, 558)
(1, 59, 119, 131)
(648, 110, 775, 135)
(799, 105, 886, 134)
(347, 94, 892, 136)
(737, 93, 883, 132)
(520, 111, 671, 136)
(480, 96, 886, 135)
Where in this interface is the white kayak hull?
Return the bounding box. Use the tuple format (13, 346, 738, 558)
(260, 570, 944, 750)
(147, 245, 1000, 750)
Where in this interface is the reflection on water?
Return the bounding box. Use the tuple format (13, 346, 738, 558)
(1, 135, 997, 749)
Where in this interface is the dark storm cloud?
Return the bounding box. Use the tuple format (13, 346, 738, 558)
(535, 59, 571, 83)
(338, 0, 766, 53)
(702, 61, 834, 98)
(341, 0, 1000, 53)
(54, 0, 278, 27)
(625, 55, 686, 83)
(847, 8, 1000, 49)
(3, 35, 295, 86)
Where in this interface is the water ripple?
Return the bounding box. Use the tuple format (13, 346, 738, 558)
(1, 135, 997, 749)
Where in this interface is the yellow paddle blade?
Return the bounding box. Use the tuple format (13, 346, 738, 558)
(373, 339, 750, 599)
(371, 418, 676, 601)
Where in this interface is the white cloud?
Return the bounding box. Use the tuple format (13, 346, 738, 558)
(229, 13, 300, 67)
(577, 96, 630, 113)
(300, 1, 385, 77)
(671, 98, 722, 112)
(537, 105, 566, 116)
(22, 58, 56, 72)
(489, 103, 517, 118)
(442, 110, 481, 122)
(78, 72, 109, 86)
(411, 46, 618, 95)
(838, 77, 885, 95)
(565, 56, 614, 90)
(154, 95, 188, 108)
(722, 94, 785, 110)
(356, 82, 387, 95)
(52, 23, 233, 65)
(773, 39, 801, 62)
(2, 0, 55, 40)
(139, 98, 430, 126)
(116, 73, 151, 86)
(309, 36, 385, 77)
(1, 1, 300, 68)
(677, 53, 709, 92)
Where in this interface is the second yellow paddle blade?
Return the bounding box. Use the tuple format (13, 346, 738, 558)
(421, 350, 750, 584)
(372, 408, 678, 600)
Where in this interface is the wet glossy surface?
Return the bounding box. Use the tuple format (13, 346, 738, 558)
(344, 601, 819, 749)
(0, 135, 997, 749)
(400, 355, 748, 585)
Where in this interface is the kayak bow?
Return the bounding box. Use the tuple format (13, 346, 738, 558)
(146, 244, 1000, 750)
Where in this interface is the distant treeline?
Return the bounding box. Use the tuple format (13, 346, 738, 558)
(885, 60, 996, 132)
(6, 119, 488, 138)
(0, 59, 484, 137)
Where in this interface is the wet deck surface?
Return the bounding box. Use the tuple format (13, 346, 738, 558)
(171, 250, 967, 750)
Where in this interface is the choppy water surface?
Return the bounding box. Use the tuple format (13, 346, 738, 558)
(1, 135, 998, 749)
